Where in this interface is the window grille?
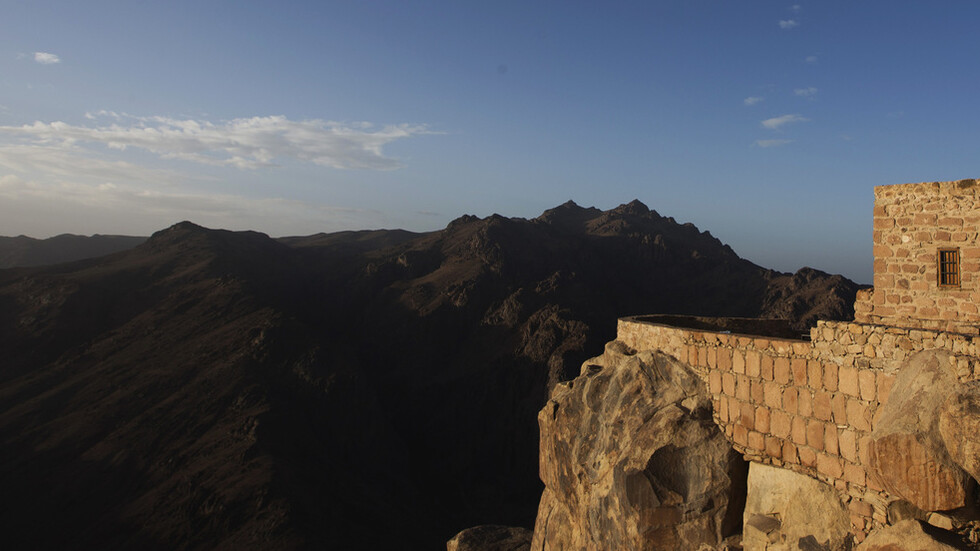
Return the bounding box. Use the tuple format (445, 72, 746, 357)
(938, 248, 960, 287)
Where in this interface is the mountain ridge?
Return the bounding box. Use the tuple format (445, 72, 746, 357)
(0, 201, 863, 549)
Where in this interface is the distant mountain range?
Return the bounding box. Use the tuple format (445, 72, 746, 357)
(0, 200, 862, 549)
(0, 234, 146, 269)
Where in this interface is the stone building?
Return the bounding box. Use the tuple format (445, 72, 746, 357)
(532, 179, 980, 550)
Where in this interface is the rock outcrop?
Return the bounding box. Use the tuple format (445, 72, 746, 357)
(530, 341, 746, 550)
(741, 463, 851, 550)
(856, 520, 961, 551)
(446, 525, 532, 551)
(869, 350, 972, 511)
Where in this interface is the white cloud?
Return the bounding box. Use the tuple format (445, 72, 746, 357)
(779, 20, 799, 29)
(0, 114, 435, 171)
(744, 96, 764, 106)
(805, 55, 818, 63)
(755, 139, 793, 148)
(761, 114, 809, 130)
(794, 87, 818, 98)
(33, 52, 61, 64)
(791, 5, 802, 12)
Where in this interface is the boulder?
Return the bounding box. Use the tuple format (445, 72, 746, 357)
(856, 519, 960, 551)
(869, 350, 972, 511)
(530, 341, 747, 550)
(741, 463, 851, 551)
(939, 380, 980, 483)
(446, 525, 532, 551)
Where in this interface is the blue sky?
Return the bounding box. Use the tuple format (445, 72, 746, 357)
(2, 2, 979, 283)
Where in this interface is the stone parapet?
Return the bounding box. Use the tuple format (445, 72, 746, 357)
(618, 316, 893, 537)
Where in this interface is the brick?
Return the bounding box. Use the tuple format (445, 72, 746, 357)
(858, 370, 876, 402)
(748, 431, 765, 451)
(878, 373, 896, 405)
(831, 394, 848, 424)
(846, 400, 872, 432)
(807, 360, 822, 388)
(697, 347, 707, 367)
(771, 411, 792, 439)
(825, 424, 839, 455)
(839, 366, 860, 397)
(782, 387, 799, 414)
(760, 354, 774, 380)
(817, 453, 844, 478)
(717, 348, 732, 371)
(765, 435, 782, 458)
(733, 424, 748, 447)
(722, 373, 735, 396)
(798, 445, 816, 467)
(755, 406, 771, 433)
(774, 357, 791, 385)
(754, 338, 770, 350)
(823, 362, 839, 391)
(708, 371, 722, 394)
(783, 441, 799, 464)
(858, 436, 873, 465)
(736, 374, 751, 400)
(792, 416, 807, 446)
(807, 419, 825, 451)
(764, 382, 782, 408)
(707, 347, 717, 369)
(740, 402, 755, 430)
(732, 351, 745, 374)
(813, 391, 833, 421)
(792, 358, 808, 386)
(844, 463, 866, 486)
(746, 350, 761, 378)
(717, 398, 729, 423)
(798, 390, 812, 417)
(837, 429, 858, 463)
(751, 380, 765, 403)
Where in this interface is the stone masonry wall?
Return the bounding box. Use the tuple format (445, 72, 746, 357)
(855, 179, 980, 333)
(617, 315, 980, 542)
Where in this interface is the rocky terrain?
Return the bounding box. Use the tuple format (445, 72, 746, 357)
(0, 200, 862, 549)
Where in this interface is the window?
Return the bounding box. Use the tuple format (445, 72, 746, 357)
(938, 248, 960, 287)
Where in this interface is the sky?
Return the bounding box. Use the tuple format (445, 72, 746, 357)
(2, 2, 979, 284)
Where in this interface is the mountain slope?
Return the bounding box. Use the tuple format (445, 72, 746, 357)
(0, 203, 862, 549)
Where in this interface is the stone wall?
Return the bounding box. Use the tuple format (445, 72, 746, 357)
(617, 315, 980, 542)
(856, 179, 980, 333)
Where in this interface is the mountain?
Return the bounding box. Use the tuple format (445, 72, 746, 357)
(0, 202, 862, 549)
(0, 234, 146, 269)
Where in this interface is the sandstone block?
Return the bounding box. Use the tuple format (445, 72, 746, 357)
(763, 382, 781, 408)
(782, 387, 799, 414)
(825, 424, 839, 455)
(774, 357, 791, 385)
(808, 360, 822, 389)
(846, 400, 872, 432)
(792, 416, 807, 446)
(858, 370, 876, 402)
(807, 419, 825, 451)
(823, 362, 839, 391)
(760, 354, 774, 381)
(798, 390, 813, 417)
(798, 445, 816, 467)
(771, 411, 791, 439)
(792, 358, 808, 386)
(839, 430, 858, 463)
(839, 366, 860, 397)
(813, 391, 833, 421)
